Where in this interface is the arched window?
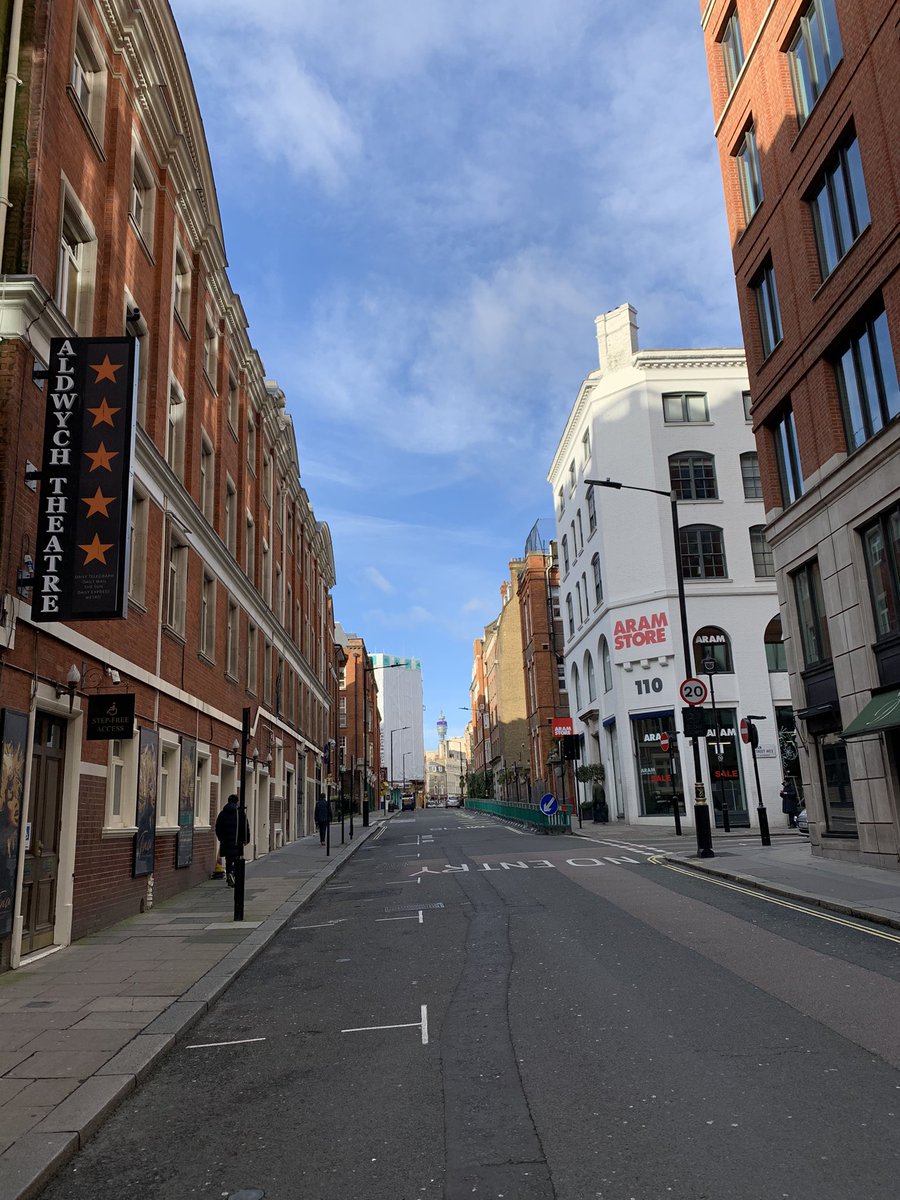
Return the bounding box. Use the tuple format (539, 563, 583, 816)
(669, 452, 717, 500)
(692, 625, 734, 673)
(765, 614, 787, 672)
(592, 554, 603, 606)
(561, 535, 569, 574)
(585, 652, 596, 702)
(600, 636, 612, 692)
(680, 524, 727, 578)
(571, 663, 582, 710)
(575, 581, 584, 624)
(566, 594, 574, 637)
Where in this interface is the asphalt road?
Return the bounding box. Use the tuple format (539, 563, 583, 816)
(41, 811, 900, 1200)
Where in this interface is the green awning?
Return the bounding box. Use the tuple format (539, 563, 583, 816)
(842, 687, 900, 739)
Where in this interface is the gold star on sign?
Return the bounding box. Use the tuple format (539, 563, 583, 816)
(90, 355, 123, 383)
(79, 533, 113, 565)
(82, 487, 115, 518)
(84, 443, 118, 472)
(87, 399, 120, 428)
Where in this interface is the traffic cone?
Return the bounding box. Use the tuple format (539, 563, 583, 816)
(212, 852, 225, 880)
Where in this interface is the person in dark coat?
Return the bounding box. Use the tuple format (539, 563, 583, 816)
(780, 779, 799, 827)
(215, 794, 249, 887)
(314, 794, 330, 846)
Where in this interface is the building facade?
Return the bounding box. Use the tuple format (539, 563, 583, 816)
(548, 305, 792, 830)
(701, 0, 900, 866)
(372, 654, 424, 791)
(424, 715, 468, 803)
(0, 0, 336, 969)
(338, 634, 381, 816)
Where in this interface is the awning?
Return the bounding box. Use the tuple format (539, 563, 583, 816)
(602, 715, 616, 729)
(841, 687, 900, 739)
(628, 709, 674, 722)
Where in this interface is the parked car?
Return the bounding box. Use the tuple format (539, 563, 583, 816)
(796, 808, 809, 835)
(446, 796, 460, 808)
(426, 797, 444, 808)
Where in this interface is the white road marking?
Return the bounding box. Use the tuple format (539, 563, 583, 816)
(421, 1004, 429, 1045)
(419, 909, 424, 924)
(377, 915, 419, 922)
(291, 919, 347, 930)
(342, 1005, 429, 1046)
(187, 1037, 266, 1049)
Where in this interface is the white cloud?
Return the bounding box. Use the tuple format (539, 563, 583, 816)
(365, 566, 395, 594)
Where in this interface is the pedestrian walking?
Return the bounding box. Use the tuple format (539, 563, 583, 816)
(214, 793, 249, 887)
(780, 778, 799, 827)
(314, 794, 330, 846)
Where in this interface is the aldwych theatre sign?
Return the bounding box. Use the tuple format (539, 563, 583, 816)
(32, 337, 137, 622)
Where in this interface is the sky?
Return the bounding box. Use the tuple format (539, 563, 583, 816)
(169, 0, 744, 749)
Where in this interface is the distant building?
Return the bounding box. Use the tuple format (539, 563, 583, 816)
(373, 655, 424, 787)
(701, 0, 900, 866)
(547, 305, 791, 830)
(425, 714, 468, 801)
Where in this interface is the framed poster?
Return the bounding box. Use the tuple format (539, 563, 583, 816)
(133, 727, 159, 878)
(175, 737, 196, 869)
(0, 710, 28, 937)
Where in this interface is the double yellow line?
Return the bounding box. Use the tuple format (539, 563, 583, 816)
(649, 856, 900, 945)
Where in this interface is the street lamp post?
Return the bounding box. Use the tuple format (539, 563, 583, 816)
(585, 477, 714, 857)
(403, 751, 411, 806)
(745, 715, 772, 847)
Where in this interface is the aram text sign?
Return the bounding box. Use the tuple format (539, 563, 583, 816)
(32, 337, 137, 622)
(552, 717, 573, 737)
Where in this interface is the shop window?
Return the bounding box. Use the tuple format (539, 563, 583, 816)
(632, 714, 682, 817)
(669, 452, 718, 500)
(818, 733, 855, 834)
(693, 625, 734, 674)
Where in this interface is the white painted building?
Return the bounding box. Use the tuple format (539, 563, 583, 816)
(547, 304, 798, 831)
(373, 654, 425, 785)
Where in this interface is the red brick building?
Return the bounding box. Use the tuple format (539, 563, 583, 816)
(0, 0, 338, 969)
(702, 0, 900, 865)
(338, 633, 382, 819)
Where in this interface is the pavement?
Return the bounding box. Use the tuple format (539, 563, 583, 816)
(0, 813, 385, 1200)
(2, 809, 900, 1199)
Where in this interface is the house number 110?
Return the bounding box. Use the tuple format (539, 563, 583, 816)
(635, 678, 663, 694)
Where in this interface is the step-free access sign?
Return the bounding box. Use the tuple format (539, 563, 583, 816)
(679, 677, 708, 706)
(540, 793, 559, 816)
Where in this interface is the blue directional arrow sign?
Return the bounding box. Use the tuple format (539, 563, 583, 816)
(540, 793, 559, 816)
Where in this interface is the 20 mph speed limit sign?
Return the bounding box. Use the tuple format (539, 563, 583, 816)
(679, 678, 708, 706)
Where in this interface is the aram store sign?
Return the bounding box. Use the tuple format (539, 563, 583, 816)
(612, 605, 672, 662)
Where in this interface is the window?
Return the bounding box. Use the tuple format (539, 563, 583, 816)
(195, 753, 211, 828)
(792, 559, 831, 667)
(245, 513, 255, 581)
(663, 393, 708, 423)
(224, 478, 237, 555)
(576, 581, 584, 625)
(165, 528, 188, 635)
(788, 0, 843, 123)
(819, 733, 855, 835)
(247, 410, 257, 473)
(770, 402, 803, 506)
(752, 260, 783, 358)
(566, 594, 575, 637)
(693, 625, 734, 674)
(601, 637, 612, 692)
(569, 521, 577, 562)
(861, 503, 900, 639)
(557, 656, 567, 692)
(720, 8, 745, 92)
(130, 143, 155, 248)
(810, 134, 870, 279)
(226, 598, 239, 678)
(740, 452, 763, 499)
(128, 488, 148, 606)
(680, 525, 728, 579)
(228, 373, 239, 431)
(764, 615, 788, 672)
(743, 391, 753, 422)
(263, 453, 273, 509)
(669, 452, 718, 500)
(204, 313, 218, 387)
(592, 554, 603, 606)
(199, 434, 214, 522)
(247, 621, 258, 693)
(750, 525, 775, 577)
(70, 16, 106, 142)
(105, 737, 136, 830)
(200, 572, 216, 659)
(568, 460, 576, 492)
(263, 640, 272, 705)
(557, 487, 565, 517)
(56, 195, 96, 332)
(582, 429, 591, 465)
(585, 653, 596, 703)
(173, 244, 191, 326)
(833, 302, 900, 453)
(158, 740, 180, 828)
(571, 664, 582, 710)
(561, 535, 570, 575)
(275, 563, 283, 625)
(262, 539, 271, 606)
(587, 486, 596, 533)
(165, 381, 185, 479)
(339, 697, 347, 727)
(576, 510, 584, 553)
(736, 124, 763, 222)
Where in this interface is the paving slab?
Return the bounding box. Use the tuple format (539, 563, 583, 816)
(0, 1130, 78, 1200)
(95, 1034, 175, 1082)
(7, 1050, 116, 1080)
(32, 1074, 134, 1138)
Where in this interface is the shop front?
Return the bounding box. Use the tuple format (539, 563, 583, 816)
(630, 711, 684, 819)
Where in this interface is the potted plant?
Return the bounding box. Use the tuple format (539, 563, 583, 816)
(575, 764, 608, 822)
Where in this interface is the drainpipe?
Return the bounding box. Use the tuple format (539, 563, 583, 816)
(0, 0, 25, 266)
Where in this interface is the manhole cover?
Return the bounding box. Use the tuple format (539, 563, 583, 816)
(383, 902, 445, 912)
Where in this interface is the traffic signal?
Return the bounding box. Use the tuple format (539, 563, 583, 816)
(681, 707, 707, 739)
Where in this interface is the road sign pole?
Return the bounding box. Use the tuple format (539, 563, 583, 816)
(668, 735, 682, 836)
(745, 716, 771, 847)
(706, 666, 729, 834)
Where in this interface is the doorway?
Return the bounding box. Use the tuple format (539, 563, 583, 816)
(20, 714, 66, 955)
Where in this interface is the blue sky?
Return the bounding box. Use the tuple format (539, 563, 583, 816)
(170, 1, 744, 749)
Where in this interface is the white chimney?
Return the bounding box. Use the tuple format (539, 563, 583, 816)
(595, 304, 639, 373)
